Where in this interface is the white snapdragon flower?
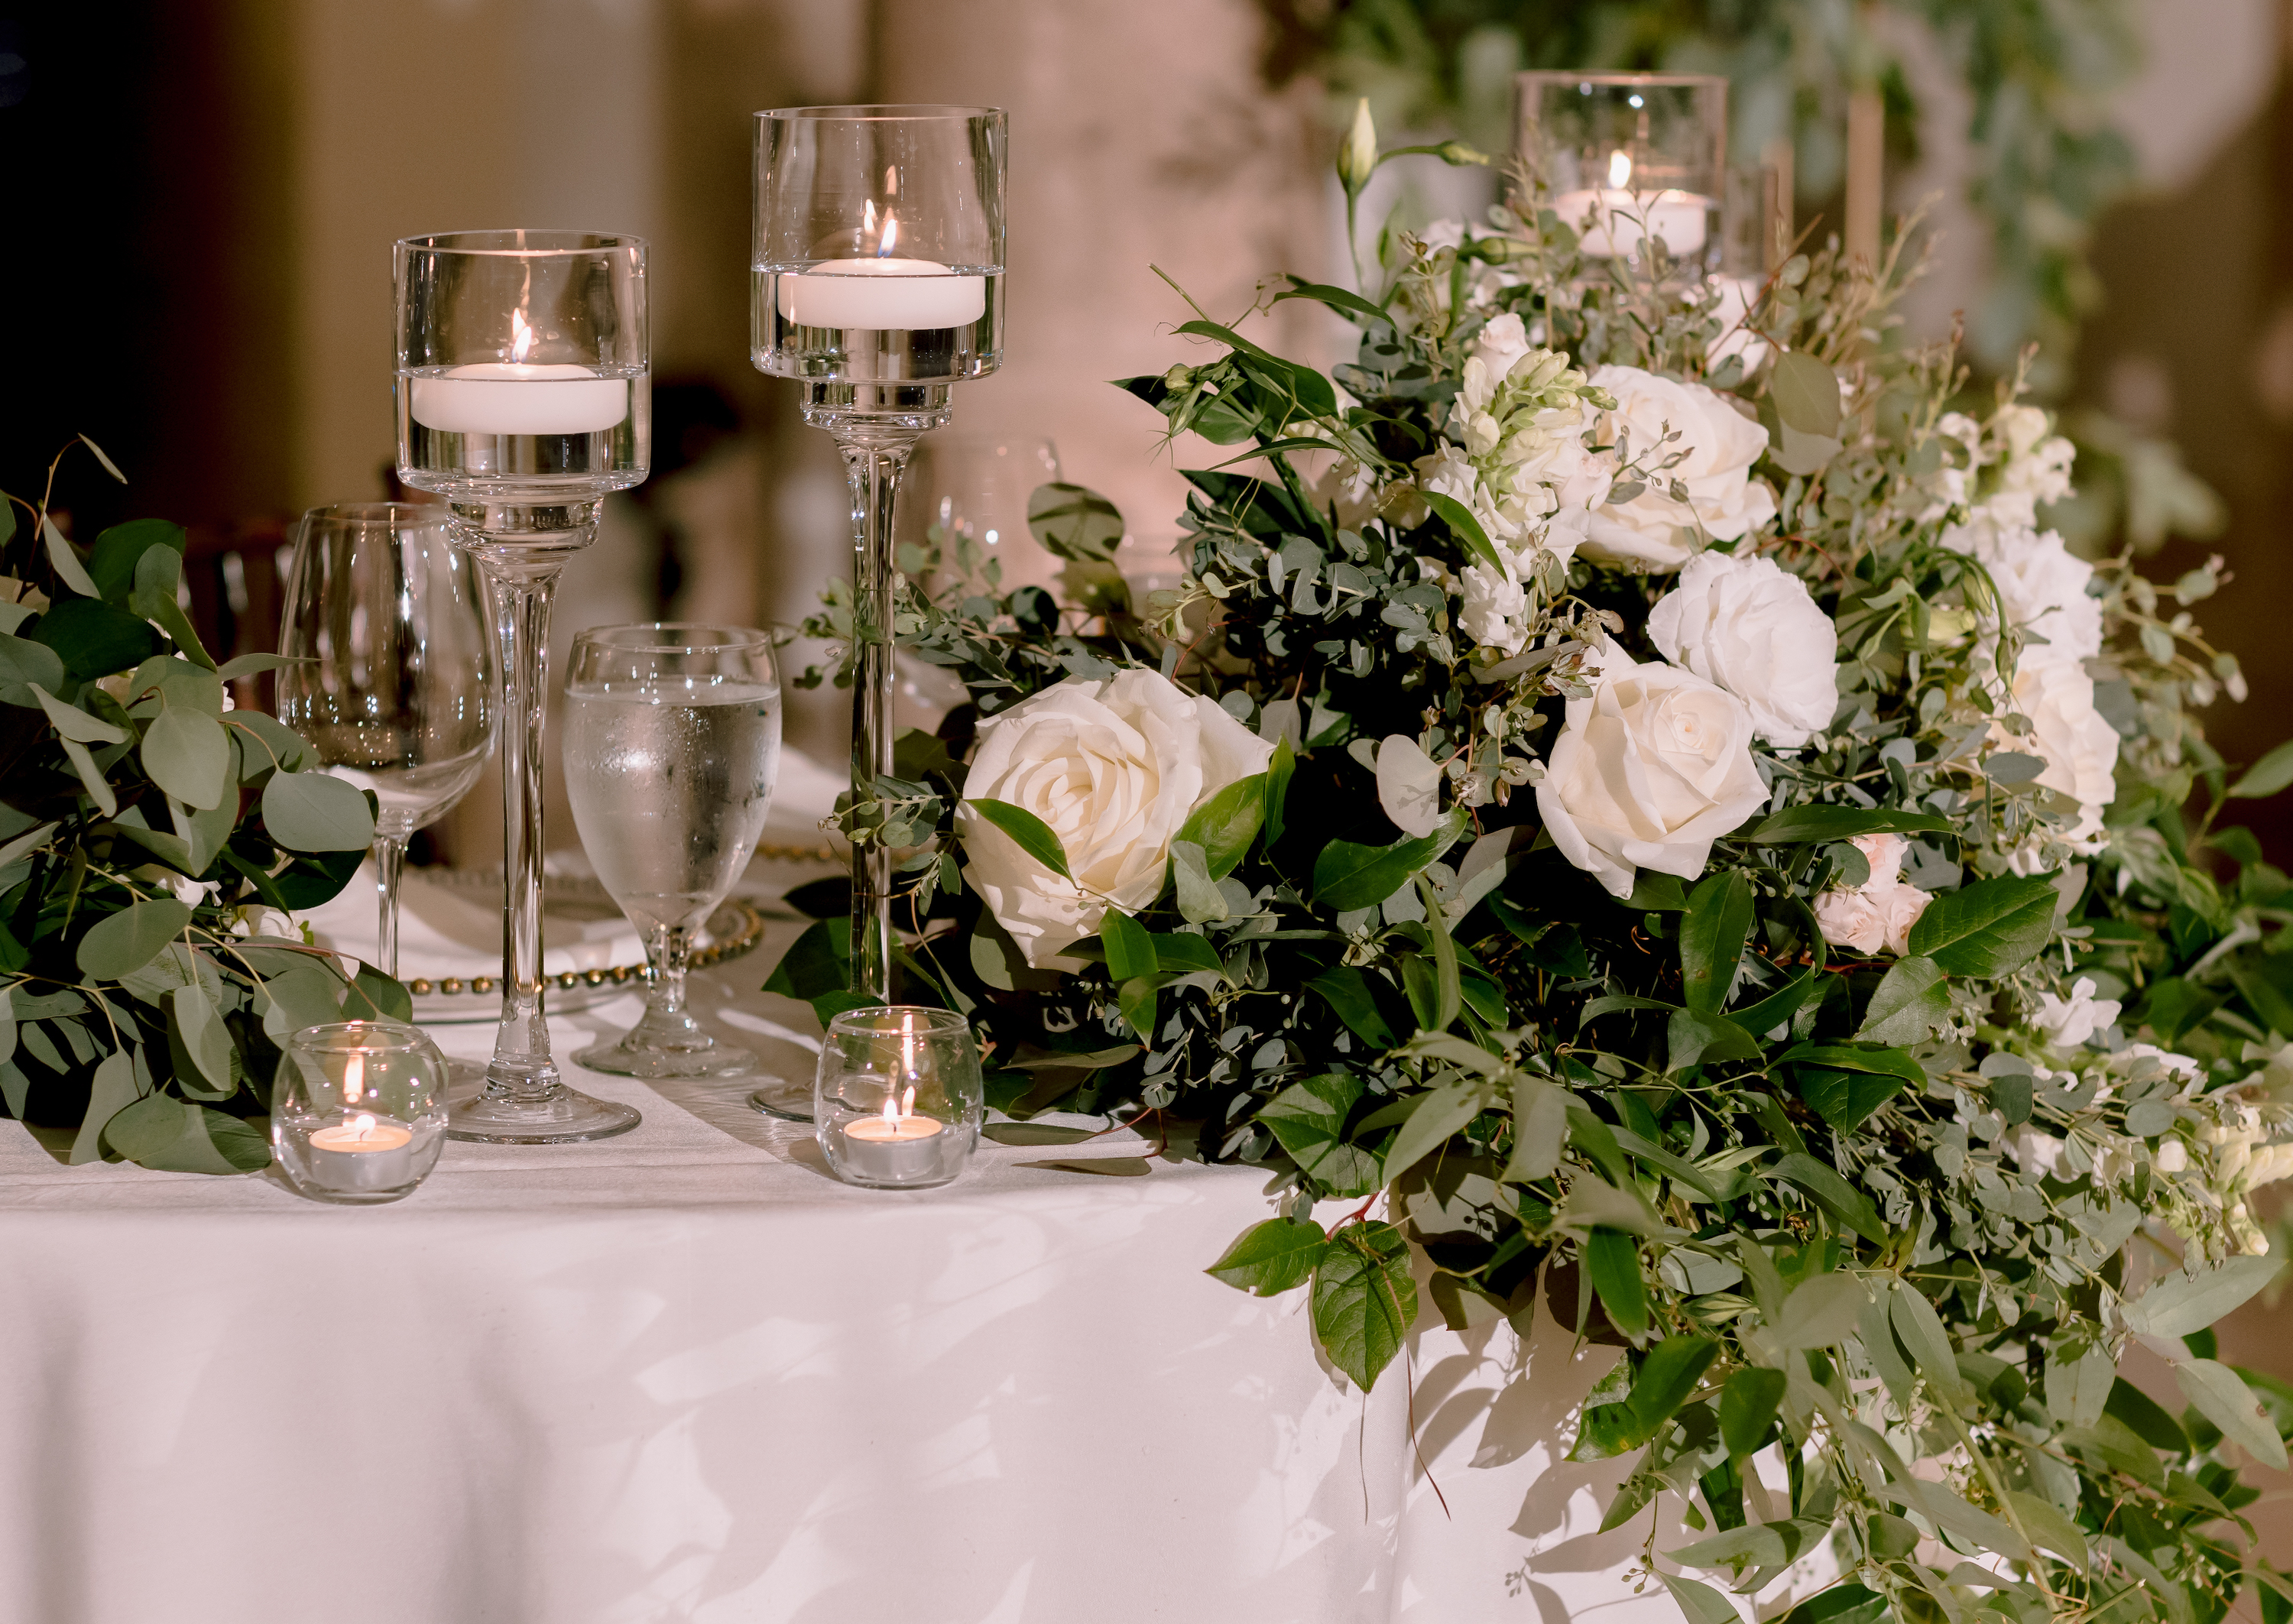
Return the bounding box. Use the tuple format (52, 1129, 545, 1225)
(1580, 365, 1776, 570)
(1458, 561, 1534, 657)
(1646, 550, 1839, 747)
(1990, 404, 2077, 520)
(2033, 976, 2121, 1050)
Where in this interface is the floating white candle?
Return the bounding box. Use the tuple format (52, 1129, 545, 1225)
(407, 310, 630, 436)
(778, 258, 988, 330)
(1552, 151, 1711, 259)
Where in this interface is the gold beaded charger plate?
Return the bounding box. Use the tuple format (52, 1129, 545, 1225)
(302, 867, 771, 1024)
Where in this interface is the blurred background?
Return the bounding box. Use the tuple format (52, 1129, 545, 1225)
(5, 0, 2293, 1566)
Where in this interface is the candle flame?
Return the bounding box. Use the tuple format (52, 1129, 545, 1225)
(343, 1052, 365, 1104)
(1607, 150, 1633, 189)
(509, 309, 534, 363)
(878, 210, 900, 258)
(881, 1094, 901, 1129)
(351, 1112, 378, 1143)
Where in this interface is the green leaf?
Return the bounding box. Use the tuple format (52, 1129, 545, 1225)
(1667, 1517, 1824, 1571)
(1206, 1217, 1329, 1296)
(1588, 1227, 1649, 1342)
(1422, 490, 1507, 577)
(0, 631, 65, 704)
(1787, 1045, 1921, 1131)
(1382, 1070, 1490, 1182)
(1116, 974, 1159, 1043)
(88, 518, 186, 602)
(1770, 351, 1843, 437)
(1098, 908, 1156, 982)
(1744, 806, 1953, 843)
(68, 1050, 142, 1165)
(31, 684, 127, 745)
(167, 984, 235, 1095)
(1776, 1584, 1890, 1624)
(77, 898, 195, 979)
(1905, 873, 2058, 976)
(141, 705, 230, 810)
(262, 771, 376, 852)
(1877, 1480, 2032, 1566)
(2003, 1490, 2090, 1572)
(1854, 955, 1948, 1045)
(1312, 812, 1461, 910)
(1627, 871, 1691, 910)
(1153, 932, 1224, 978)
(2177, 1357, 2289, 1467)
(1772, 1152, 1887, 1242)
(1503, 1075, 1567, 1183)
(1024, 482, 1124, 562)
(1311, 1220, 1416, 1391)
(1262, 1071, 1381, 1196)
(1264, 734, 1294, 846)
(1721, 1366, 1786, 1457)
(55, 735, 116, 817)
(344, 964, 414, 1023)
(1270, 277, 1395, 328)
(2105, 1376, 2190, 1452)
(127, 543, 212, 667)
(105, 1094, 264, 1174)
(1680, 870, 1753, 1014)
(1169, 839, 1228, 923)
(1889, 1281, 1965, 1398)
(2227, 739, 2293, 800)
(1306, 965, 1398, 1048)
(1174, 772, 1265, 880)
(966, 798, 1072, 880)
(2123, 1256, 2283, 1338)
(1666, 1009, 1759, 1072)
(42, 514, 99, 598)
(1628, 1334, 1719, 1432)
(1773, 1271, 1866, 1349)
(30, 597, 160, 678)
(1014, 1156, 1152, 1176)
(1659, 1571, 1743, 1624)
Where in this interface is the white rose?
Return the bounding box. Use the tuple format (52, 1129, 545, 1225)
(1646, 550, 1839, 747)
(1850, 832, 1907, 892)
(1580, 365, 1777, 570)
(1941, 514, 2100, 667)
(1813, 887, 1886, 955)
(957, 668, 1273, 966)
(2008, 656, 2120, 849)
(1876, 881, 1931, 955)
(1535, 650, 1767, 898)
(2005, 1124, 2070, 1180)
(2034, 975, 2120, 1050)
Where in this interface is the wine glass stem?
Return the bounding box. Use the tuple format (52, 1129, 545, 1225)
(373, 833, 409, 981)
(646, 922, 690, 1020)
(839, 434, 916, 1003)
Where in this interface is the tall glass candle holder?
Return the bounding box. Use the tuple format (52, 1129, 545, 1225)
(395, 229, 651, 1143)
(1516, 73, 1727, 269)
(750, 105, 1006, 1121)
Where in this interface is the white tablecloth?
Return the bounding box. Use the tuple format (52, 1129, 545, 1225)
(0, 919, 1748, 1623)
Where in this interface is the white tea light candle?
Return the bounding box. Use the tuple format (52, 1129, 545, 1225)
(777, 259, 988, 330)
(407, 365, 629, 436)
(1552, 151, 1710, 259)
(833, 1088, 946, 1182)
(304, 1111, 417, 1194)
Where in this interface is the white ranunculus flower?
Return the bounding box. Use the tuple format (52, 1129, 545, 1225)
(1580, 365, 1777, 570)
(2008, 656, 2120, 849)
(1942, 514, 2101, 667)
(2034, 975, 2121, 1050)
(1646, 550, 1839, 747)
(958, 668, 1273, 966)
(1535, 650, 1766, 898)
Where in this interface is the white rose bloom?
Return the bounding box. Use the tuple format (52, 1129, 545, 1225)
(1877, 881, 1931, 955)
(1535, 650, 1767, 898)
(2005, 1124, 2070, 1180)
(1941, 514, 2101, 667)
(2034, 975, 2121, 1050)
(1647, 550, 1839, 747)
(2008, 656, 2121, 849)
(1813, 887, 1886, 955)
(958, 669, 1273, 966)
(1850, 831, 1907, 892)
(1580, 365, 1777, 570)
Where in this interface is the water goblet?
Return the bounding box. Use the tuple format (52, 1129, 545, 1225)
(276, 503, 494, 978)
(563, 624, 781, 1078)
(395, 228, 651, 1143)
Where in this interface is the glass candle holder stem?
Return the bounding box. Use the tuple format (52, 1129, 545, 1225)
(811, 383, 952, 1003)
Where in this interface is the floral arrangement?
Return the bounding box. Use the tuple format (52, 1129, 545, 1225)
(774, 128, 2293, 1622)
(0, 444, 401, 1171)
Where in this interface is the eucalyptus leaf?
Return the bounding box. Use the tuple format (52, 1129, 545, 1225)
(77, 899, 194, 980)
(261, 771, 376, 853)
(141, 705, 230, 811)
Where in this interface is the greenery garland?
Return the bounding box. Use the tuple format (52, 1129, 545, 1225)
(774, 126, 2293, 1621)
(0, 442, 404, 1171)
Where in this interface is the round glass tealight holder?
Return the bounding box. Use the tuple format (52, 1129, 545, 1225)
(814, 1006, 981, 1191)
(1515, 71, 1727, 270)
(273, 1022, 451, 1205)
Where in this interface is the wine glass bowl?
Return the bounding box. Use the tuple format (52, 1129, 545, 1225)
(276, 503, 495, 977)
(563, 624, 783, 1079)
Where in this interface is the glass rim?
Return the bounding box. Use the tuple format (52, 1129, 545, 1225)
(1514, 70, 1728, 92)
(825, 1005, 971, 1039)
(571, 621, 776, 656)
(396, 229, 647, 258)
(288, 1019, 433, 1053)
(296, 501, 452, 530)
(755, 104, 1004, 125)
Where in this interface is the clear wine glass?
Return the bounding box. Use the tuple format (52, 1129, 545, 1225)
(395, 228, 650, 1143)
(563, 624, 782, 1078)
(750, 105, 1005, 1122)
(276, 503, 495, 978)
